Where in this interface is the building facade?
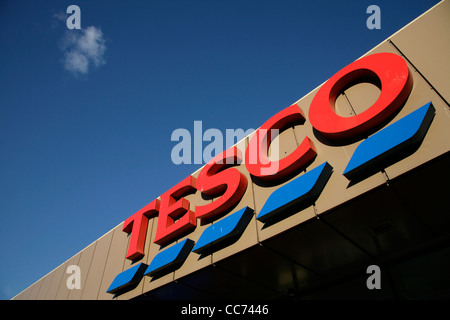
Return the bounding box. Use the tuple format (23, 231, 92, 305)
(13, 0, 450, 300)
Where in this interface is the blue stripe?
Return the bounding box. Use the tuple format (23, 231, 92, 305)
(193, 206, 254, 255)
(107, 263, 147, 294)
(344, 102, 435, 181)
(257, 162, 333, 223)
(145, 238, 194, 277)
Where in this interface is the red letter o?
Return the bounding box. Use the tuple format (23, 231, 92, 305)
(308, 52, 413, 141)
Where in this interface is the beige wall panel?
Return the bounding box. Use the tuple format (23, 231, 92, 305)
(15, 291, 30, 300)
(98, 223, 129, 300)
(390, 0, 450, 103)
(335, 91, 356, 117)
(81, 230, 113, 300)
(43, 263, 66, 299)
(35, 273, 54, 299)
(143, 217, 158, 266)
(344, 82, 380, 116)
(23, 288, 33, 299)
(12, 290, 27, 300)
(55, 254, 80, 299)
(26, 277, 43, 300)
(68, 242, 96, 300)
(270, 127, 300, 161)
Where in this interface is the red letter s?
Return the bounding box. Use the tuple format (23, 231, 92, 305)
(195, 146, 248, 224)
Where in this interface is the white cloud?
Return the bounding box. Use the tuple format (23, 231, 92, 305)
(52, 11, 66, 27)
(64, 51, 89, 74)
(60, 26, 107, 77)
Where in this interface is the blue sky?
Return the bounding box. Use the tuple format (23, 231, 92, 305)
(0, 0, 440, 299)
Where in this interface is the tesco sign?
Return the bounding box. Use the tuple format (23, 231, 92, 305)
(107, 52, 435, 295)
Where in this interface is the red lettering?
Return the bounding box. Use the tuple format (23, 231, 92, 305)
(153, 175, 197, 245)
(245, 104, 316, 181)
(308, 52, 413, 140)
(195, 146, 247, 224)
(123, 199, 160, 260)
(122, 52, 414, 254)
